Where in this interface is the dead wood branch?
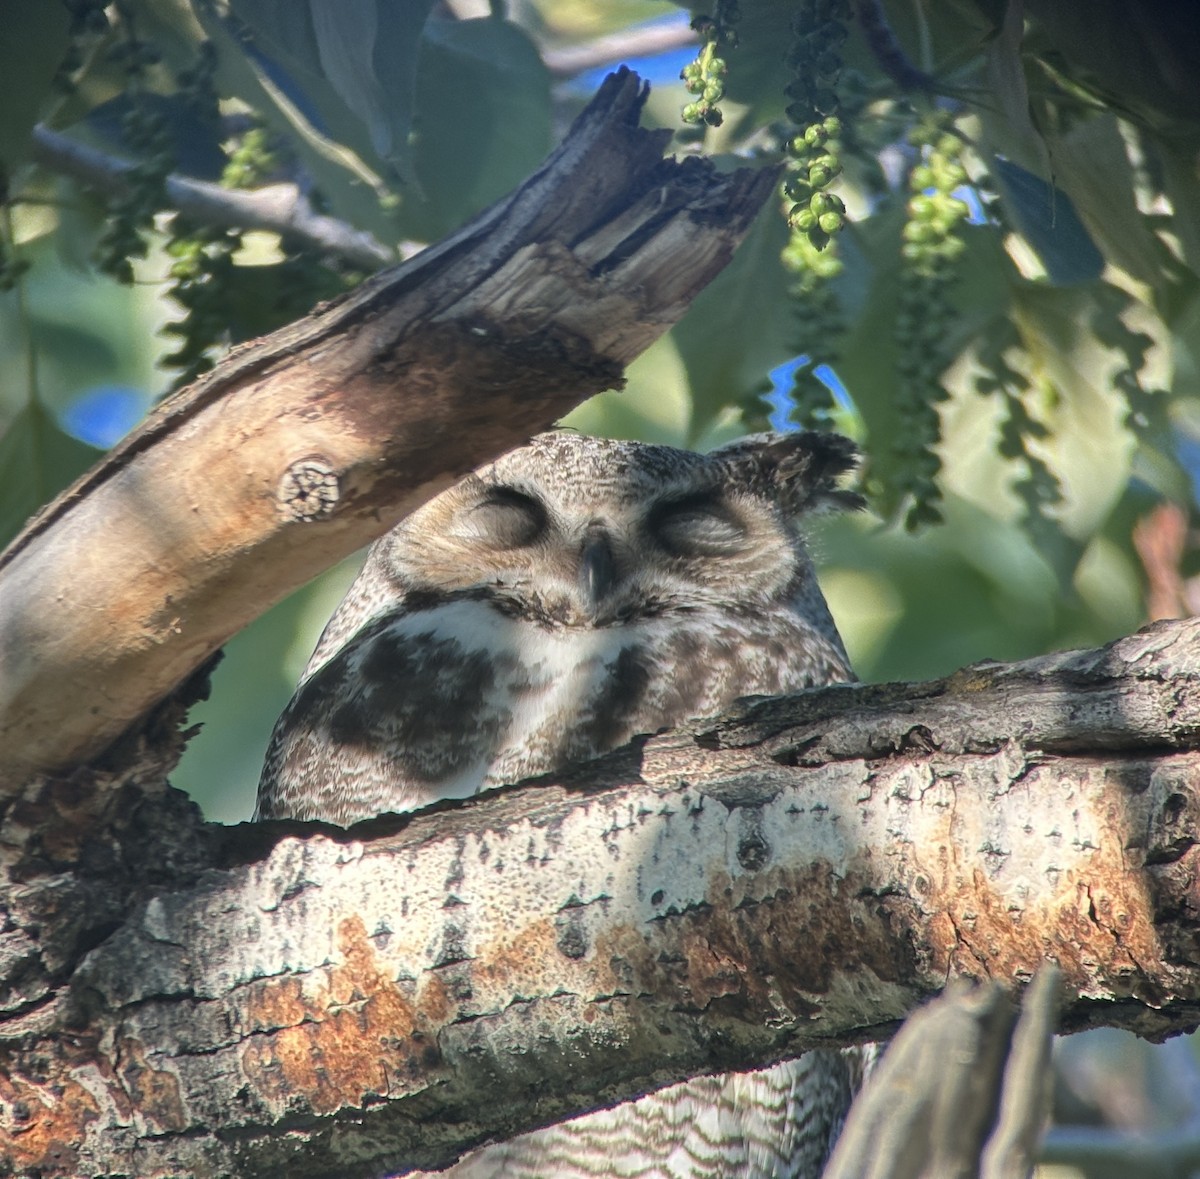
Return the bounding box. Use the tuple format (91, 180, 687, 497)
(0, 69, 776, 788)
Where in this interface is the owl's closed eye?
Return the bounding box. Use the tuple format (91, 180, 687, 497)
(458, 487, 547, 548)
(648, 491, 748, 557)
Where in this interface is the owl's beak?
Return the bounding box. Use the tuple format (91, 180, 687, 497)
(579, 528, 617, 614)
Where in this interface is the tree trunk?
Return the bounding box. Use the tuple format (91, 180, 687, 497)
(2, 617, 1199, 1178)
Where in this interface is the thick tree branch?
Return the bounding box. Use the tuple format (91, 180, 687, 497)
(29, 123, 397, 269)
(0, 69, 777, 787)
(3, 617, 1200, 1177)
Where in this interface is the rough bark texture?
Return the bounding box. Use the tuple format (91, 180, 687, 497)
(0, 68, 778, 788)
(2, 617, 1200, 1178)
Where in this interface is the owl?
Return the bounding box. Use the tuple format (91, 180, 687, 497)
(257, 429, 866, 1179)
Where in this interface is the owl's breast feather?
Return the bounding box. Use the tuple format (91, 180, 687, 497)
(264, 594, 847, 822)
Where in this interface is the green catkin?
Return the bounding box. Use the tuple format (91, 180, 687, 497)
(679, 1, 739, 127)
(782, 0, 850, 250)
(892, 109, 970, 528)
(782, 0, 851, 427)
(94, 4, 174, 284)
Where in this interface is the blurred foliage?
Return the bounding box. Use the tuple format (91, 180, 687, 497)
(0, 0, 1197, 835)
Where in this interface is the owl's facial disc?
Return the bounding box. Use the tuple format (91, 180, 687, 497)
(397, 465, 805, 629)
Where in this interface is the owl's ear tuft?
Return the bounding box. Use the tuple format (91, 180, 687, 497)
(713, 431, 866, 516)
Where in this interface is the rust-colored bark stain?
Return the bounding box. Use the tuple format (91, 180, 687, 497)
(241, 915, 450, 1115)
(925, 861, 1164, 1000)
(684, 861, 919, 1020)
(115, 1036, 187, 1132)
(0, 1057, 99, 1176)
(571, 860, 923, 1033)
(475, 913, 584, 996)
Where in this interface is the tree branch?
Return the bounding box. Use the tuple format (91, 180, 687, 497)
(3, 617, 1200, 1177)
(29, 123, 396, 270)
(541, 18, 699, 79)
(0, 69, 778, 787)
(1042, 1117, 1200, 1177)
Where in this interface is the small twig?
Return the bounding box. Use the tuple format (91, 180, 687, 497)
(1040, 1121, 1200, 1178)
(29, 123, 394, 270)
(1042, 1035, 1200, 1179)
(541, 18, 698, 79)
(980, 964, 1059, 1179)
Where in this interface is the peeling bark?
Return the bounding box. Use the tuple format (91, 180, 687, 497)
(0, 67, 777, 787)
(2, 618, 1200, 1178)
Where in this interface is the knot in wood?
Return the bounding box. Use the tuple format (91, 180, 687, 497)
(278, 459, 339, 521)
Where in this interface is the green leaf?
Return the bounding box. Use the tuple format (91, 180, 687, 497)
(563, 333, 693, 446)
(52, 182, 109, 272)
(671, 197, 795, 443)
(0, 401, 101, 551)
(980, 0, 1051, 181)
(991, 157, 1104, 287)
(1159, 147, 1200, 278)
(214, 0, 393, 184)
(690, 0, 995, 126)
(215, 259, 347, 342)
(311, 0, 436, 166)
(1043, 116, 1164, 289)
(0, 0, 70, 172)
(398, 17, 551, 241)
(817, 493, 1139, 685)
(1008, 281, 1137, 537)
(226, 0, 435, 181)
(227, 0, 325, 91)
(172, 557, 364, 822)
(30, 321, 121, 397)
(704, 1, 792, 121)
(834, 210, 1014, 520)
(195, 3, 400, 241)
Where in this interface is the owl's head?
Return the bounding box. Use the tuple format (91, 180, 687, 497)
(376, 430, 863, 628)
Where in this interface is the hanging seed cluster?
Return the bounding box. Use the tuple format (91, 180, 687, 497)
(159, 42, 236, 385)
(999, 389, 1064, 549)
(162, 219, 240, 384)
(1092, 281, 1167, 436)
(165, 120, 355, 388)
(782, 0, 849, 251)
(95, 7, 175, 283)
(54, 0, 111, 87)
(782, 0, 851, 427)
(680, 2, 739, 127)
(221, 124, 277, 190)
(783, 227, 844, 426)
(163, 122, 269, 384)
(893, 110, 970, 528)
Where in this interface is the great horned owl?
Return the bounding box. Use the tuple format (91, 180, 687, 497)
(258, 429, 865, 1178)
